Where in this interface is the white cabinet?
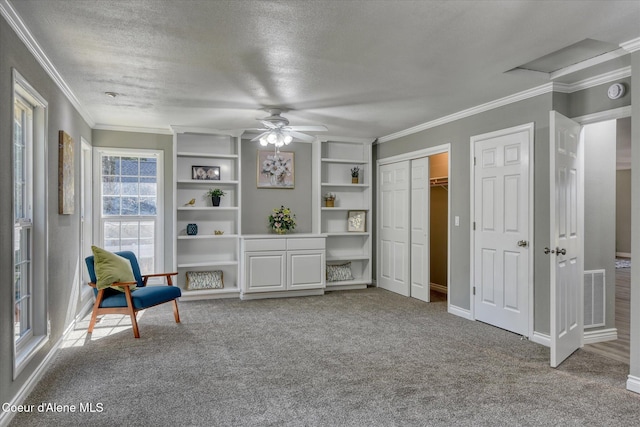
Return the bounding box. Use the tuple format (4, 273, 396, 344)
(242, 235, 326, 299)
(315, 137, 374, 290)
(172, 128, 242, 300)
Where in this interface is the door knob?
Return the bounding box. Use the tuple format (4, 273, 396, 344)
(544, 247, 566, 256)
(517, 240, 528, 247)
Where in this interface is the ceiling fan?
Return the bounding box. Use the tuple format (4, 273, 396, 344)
(250, 108, 327, 148)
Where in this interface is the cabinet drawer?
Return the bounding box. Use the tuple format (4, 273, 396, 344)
(244, 239, 287, 251)
(286, 238, 325, 251)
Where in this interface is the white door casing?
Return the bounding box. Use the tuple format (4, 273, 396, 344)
(411, 157, 430, 302)
(378, 161, 410, 296)
(550, 111, 584, 368)
(472, 123, 533, 336)
(80, 139, 92, 293)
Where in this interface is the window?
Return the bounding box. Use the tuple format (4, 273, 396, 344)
(14, 95, 33, 347)
(97, 149, 163, 274)
(12, 70, 49, 378)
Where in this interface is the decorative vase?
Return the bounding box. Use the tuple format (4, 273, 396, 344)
(186, 223, 198, 235)
(326, 199, 335, 207)
(274, 228, 286, 235)
(352, 177, 359, 184)
(212, 196, 221, 206)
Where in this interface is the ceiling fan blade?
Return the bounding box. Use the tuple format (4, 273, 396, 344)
(288, 131, 316, 142)
(259, 121, 279, 129)
(285, 125, 328, 132)
(250, 131, 269, 142)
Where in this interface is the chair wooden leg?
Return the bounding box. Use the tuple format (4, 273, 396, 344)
(172, 300, 181, 323)
(88, 290, 104, 333)
(124, 287, 140, 338)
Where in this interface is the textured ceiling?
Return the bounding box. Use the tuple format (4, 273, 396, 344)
(7, 0, 640, 139)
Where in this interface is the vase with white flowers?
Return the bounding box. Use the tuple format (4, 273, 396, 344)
(269, 206, 296, 234)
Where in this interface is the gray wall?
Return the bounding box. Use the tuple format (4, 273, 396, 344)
(241, 141, 313, 234)
(375, 94, 553, 333)
(583, 120, 617, 330)
(375, 85, 632, 336)
(1, 16, 92, 406)
(616, 170, 632, 254)
(91, 130, 174, 270)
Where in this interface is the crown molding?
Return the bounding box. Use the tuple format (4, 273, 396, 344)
(621, 36, 640, 53)
(93, 123, 173, 135)
(0, 0, 95, 127)
(318, 135, 376, 144)
(378, 83, 554, 143)
(378, 63, 632, 144)
(563, 66, 631, 92)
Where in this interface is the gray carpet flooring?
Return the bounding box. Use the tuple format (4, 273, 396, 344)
(9, 288, 640, 426)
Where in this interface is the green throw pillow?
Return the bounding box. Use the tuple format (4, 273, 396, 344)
(92, 246, 137, 291)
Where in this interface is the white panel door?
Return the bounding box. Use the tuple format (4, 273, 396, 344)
(550, 111, 583, 368)
(378, 161, 410, 296)
(473, 125, 531, 336)
(410, 157, 430, 302)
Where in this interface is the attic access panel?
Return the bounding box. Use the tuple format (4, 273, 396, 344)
(513, 38, 619, 74)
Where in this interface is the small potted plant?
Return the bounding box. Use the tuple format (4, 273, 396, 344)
(206, 188, 226, 206)
(351, 166, 360, 184)
(323, 192, 336, 207)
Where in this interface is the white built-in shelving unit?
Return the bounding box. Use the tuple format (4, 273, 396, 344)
(314, 137, 374, 290)
(172, 127, 242, 300)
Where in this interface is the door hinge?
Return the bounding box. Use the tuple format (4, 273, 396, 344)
(474, 157, 476, 166)
(473, 222, 476, 230)
(473, 286, 476, 295)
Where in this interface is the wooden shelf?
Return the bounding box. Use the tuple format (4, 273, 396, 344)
(177, 179, 239, 185)
(177, 260, 238, 268)
(321, 207, 369, 211)
(321, 182, 369, 188)
(327, 255, 370, 262)
(179, 287, 240, 301)
(177, 206, 239, 211)
(321, 158, 368, 165)
(177, 234, 239, 240)
(177, 152, 238, 159)
(324, 232, 370, 237)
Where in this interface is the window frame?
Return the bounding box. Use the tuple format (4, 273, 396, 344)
(94, 147, 164, 275)
(12, 69, 49, 379)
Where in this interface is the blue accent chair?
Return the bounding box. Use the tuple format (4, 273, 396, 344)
(85, 251, 181, 338)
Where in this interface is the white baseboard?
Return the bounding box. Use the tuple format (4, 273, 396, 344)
(0, 336, 63, 427)
(531, 332, 551, 347)
(627, 375, 640, 394)
(616, 252, 632, 258)
(448, 304, 473, 320)
(240, 289, 324, 300)
(583, 328, 618, 344)
(0, 299, 94, 427)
